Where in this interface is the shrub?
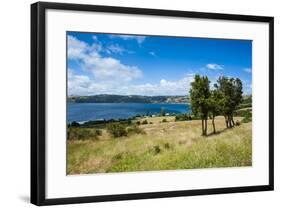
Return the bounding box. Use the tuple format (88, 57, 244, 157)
(240, 110, 252, 123)
(142, 120, 148, 125)
(136, 121, 141, 125)
(242, 116, 252, 123)
(234, 109, 252, 117)
(67, 127, 99, 141)
(153, 145, 161, 154)
(149, 122, 153, 124)
(175, 114, 192, 121)
(106, 123, 127, 138)
(235, 121, 241, 126)
(127, 125, 145, 135)
(162, 119, 167, 123)
(95, 129, 102, 136)
(70, 121, 80, 127)
(164, 142, 170, 149)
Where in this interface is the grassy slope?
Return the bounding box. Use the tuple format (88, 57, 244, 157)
(67, 116, 252, 174)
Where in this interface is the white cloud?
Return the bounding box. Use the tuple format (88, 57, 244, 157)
(68, 66, 194, 96)
(67, 35, 142, 83)
(149, 51, 156, 56)
(206, 63, 223, 70)
(130, 74, 194, 96)
(243, 68, 251, 73)
(85, 56, 142, 82)
(105, 44, 125, 55)
(68, 35, 88, 60)
(68, 35, 196, 96)
(109, 34, 146, 44)
(92, 35, 98, 41)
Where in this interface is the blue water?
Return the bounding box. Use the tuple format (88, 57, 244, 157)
(67, 103, 190, 123)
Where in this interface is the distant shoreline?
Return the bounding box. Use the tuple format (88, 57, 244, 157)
(67, 94, 190, 104)
(69, 112, 191, 125)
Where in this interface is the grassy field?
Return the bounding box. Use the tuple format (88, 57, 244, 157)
(67, 116, 252, 174)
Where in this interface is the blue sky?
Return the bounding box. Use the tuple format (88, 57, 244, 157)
(67, 31, 252, 96)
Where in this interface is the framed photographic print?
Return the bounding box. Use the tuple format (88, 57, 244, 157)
(31, 2, 274, 206)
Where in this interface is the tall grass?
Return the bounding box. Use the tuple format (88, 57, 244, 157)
(67, 116, 252, 174)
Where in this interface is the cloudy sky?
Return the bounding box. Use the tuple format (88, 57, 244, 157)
(67, 32, 252, 96)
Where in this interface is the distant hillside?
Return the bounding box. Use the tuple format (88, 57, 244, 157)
(68, 94, 189, 104)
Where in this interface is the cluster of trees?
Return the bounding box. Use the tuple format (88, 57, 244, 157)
(190, 75, 243, 136)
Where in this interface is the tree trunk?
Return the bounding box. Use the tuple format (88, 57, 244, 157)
(212, 117, 216, 134)
(201, 119, 204, 136)
(227, 115, 230, 128)
(231, 116, 235, 127)
(204, 119, 208, 135)
(225, 116, 229, 128)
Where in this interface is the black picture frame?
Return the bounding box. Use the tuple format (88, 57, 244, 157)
(31, 1, 274, 206)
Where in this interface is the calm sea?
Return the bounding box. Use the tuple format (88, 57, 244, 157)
(67, 103, 190, 123)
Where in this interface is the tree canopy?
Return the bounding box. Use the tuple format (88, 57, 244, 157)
(190, 75, 243, 135)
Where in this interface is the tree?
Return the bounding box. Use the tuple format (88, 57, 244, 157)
(189, 75, 210, 136)
(208, 89, 223, 134)
(214, 76, 243, 128)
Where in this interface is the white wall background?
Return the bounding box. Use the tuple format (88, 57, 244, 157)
(0, 0, 279, 207)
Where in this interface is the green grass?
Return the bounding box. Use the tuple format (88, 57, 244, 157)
(67, 116, 252, 174)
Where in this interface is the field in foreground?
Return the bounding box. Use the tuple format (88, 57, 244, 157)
(67, 116, 252, 174)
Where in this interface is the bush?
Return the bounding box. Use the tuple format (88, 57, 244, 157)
(149, 122, 153, 124)
(162, 119, 167, 123)
(127, 125, 145, 135)
(153, 145, 161, 154)
(175, 114, 192, 121)
(70, 121, 80, 127)
(67, 127, 99, 141)
(164, 142, 171, 149)
(136, 121, 141, 125)
(235, 121, 241, 126)
(95, 129, 102, 136)
(142, 119, 148, 125)
(234, 109, 252, 117)
(240, 110, 252, 123)
(106, 123, 127, 138)
(242, 116, 252, 123)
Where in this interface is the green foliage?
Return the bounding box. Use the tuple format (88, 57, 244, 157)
(127, 125, 145, 135)
(106, 122, 145, 138)
(127, 119, 132, 125)
(67, 127, 99, 141)
(70, 121, 80, 127)
(162, 118, 167, 123)
(189, 75, 210, 135)
(153, 145, 161, 154)
(136, 121, 141, 125)
(189, 75, 210, 119)
(234, 108, 252, 117)
(235, 121, 241, 126)
(95, 129, 102, 136)
(164, 142, 171, 149)
(208, 89, 223, 118)
(175, 114, 192, 121)
(241, 111, 252, 123)
(142, 120, 148, 125)
(106, 123, 128, 138)
(214, 76, 243, 128)
(237, 102, 252, 110)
